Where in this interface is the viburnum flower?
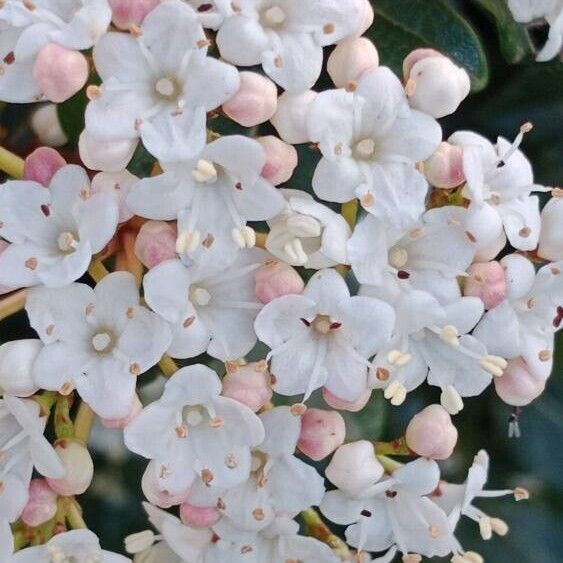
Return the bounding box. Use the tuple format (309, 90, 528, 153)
(26, 272, 172, 419)
(11, 529, 130, 562)
(266, 189, 350, 268)
(143, 249, 267, 361)
(0, 395, 65, 523)
(125, 364, 264, 497)
(85, 0, 239, 162)
(0, 340, 42, 397)
(0, 164, 118, 288)
(255, 268, 395, 402)
(215, 0, 366, 92)
(473, 254, 563, 381)
(307, 66, 441, 230)
(0, 0, 111, 103)
(127, 136, 285, 267)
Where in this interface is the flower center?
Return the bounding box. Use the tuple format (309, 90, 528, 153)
(190, 285, 212, 307)
(192, 159, 218, 183)
(353, 138, 377, 160)
(389, 247, 408, 269)
(310, 314, 341, 335)
(57, 231, 79, 253)
(91, 332, 113, 353)
(48, 544, 101, 563)
(261, 5, 286, 27)
(154, 76, 180, 101)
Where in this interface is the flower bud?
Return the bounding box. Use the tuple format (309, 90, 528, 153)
(134, 220, 177, 269)
(500, 254, 536, 301)
(32, 44, 89, 103)
(0, 241, 15, 295)
(254, 260, 304, 304)
(109, 0, 160, 30)
(0, 339, 42, 397)
(101, 394, 143, 429)
(180, 502, 220, 528)
(47, 440, 94, 496)
(91, 170, 138, 223)
(494, 357, 546, 407)
(464, 261, 507, 310)
(221, 361, 273, 412)
(79, 130, 137, 172)
(403, 49, 470, 118)
(257, 136, 298, 186)
(538, 194, 563, 261)
(405, 405, 458, 460)
(423, 142, 464, 189)
(23, 147, 67, 186)
(322, 387, 371, 412)
(270, 90, 317, 144)
(21, 479, 58, 527)
(31, 104, 68, 147)
(326, 441, 383, 495)
(222, 72, 278, 127)
(327, 37, 379, 88)
(297, 408, 346, 461)
(141, 461, 191, 508)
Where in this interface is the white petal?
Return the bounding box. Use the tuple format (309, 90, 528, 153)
(304, 269, 350, 313)
(216, 14, 269, 66)
(498, 195, 541, 251)
(348, 215, 388, 285)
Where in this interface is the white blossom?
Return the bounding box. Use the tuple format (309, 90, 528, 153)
(0, 340, 42, 397)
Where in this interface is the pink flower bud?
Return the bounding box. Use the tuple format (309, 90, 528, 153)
(327, 37, 379, 88)
(101, 394, 142, 429)
(257, 136, 298, 186)
(322, 387, 371, 412)
(423, 142, 464, 189)
(21, 479, 58, 527)
(79, 130, 138, 172)
(538, 194, 563, 261)
(297, 408, 346, 461)
(23, 147, 67, 186)
(464, 261, 507, 310)
(47, 440, 94, 496)
(221, 361, 273, 412)
(32, 44, 89, 103)
(134, 220, 177, 269)
(91, 170, 138, 223)
(223, 72, 278, 127)
(494, 358, 546, 407)
(109, 0, 160, 30)
(270, 90, 317, 144)
(141, 461, 190, 509)
(405, 405, 458, 460)
(31, 105, 68, 147)
(0, 241, 16, 295)
(180, 502, 220, 528)
(254, 260, 304, 304)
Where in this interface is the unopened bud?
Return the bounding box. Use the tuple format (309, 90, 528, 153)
(405, 405, 458, 460)
(91, 170, 138, 223)
(423, 142, 464, 189)
(257, 136, 298, 185)
(254, 260, 304, 304)
(79, 130, 137, 172)
(31, 104, 68, 147)
(297, 408, 346, 461)
(23, 147, 66, 186)
(322, 387, 371, 412)
(538, 195, 563, 261)
(47, 440, 94, 496)
(180, 502, 220, 528)
(109, 0, 160, 30)
(464, 261, 507, 310)
(270, 90, 317, 144)
(327, 37, 379, 88)
(134, 221, 177, 269)
(0, 339, 42, 397)
(101, 394, 143, 428)
(21, 479, 58, 527)
(221, 362, 273, 412)
(494, 357, 545, 407)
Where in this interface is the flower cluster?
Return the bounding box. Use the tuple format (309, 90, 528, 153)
(0, 0, 560, 561)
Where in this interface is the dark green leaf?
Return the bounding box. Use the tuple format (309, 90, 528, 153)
(126, 143, 156, 177)
(56, 88, 89, 146)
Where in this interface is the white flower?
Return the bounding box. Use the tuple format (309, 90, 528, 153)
(26, 272, 172, 419)
(266, 189, 350, 268)
(307, 67, 441, 230)
(0, 339, 42, 397)
(127, 135, 285, 268)
(255, 268, 395, 402)
(0, 395, 65, 523)
(85, 0, 239, 161)
(0, 165, 118, 288)
(125, 364, 264, 497)
(12, 529, 130, 562)
(143, 249, 267, 361)
(473, 254, 563, 381)
(0, 0, 111, 103)
(215, 0, 365, 92)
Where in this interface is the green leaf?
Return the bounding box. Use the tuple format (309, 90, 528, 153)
(471, 0, 532, 63)
(126, 143, 156, 177)
(369, 0, 489, 91)
(56, 88, 89, 146)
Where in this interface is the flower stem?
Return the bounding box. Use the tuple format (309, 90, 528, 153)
(66, 499, 87, 530)
(0, 289, 27, 322)
(54, 395, 75, 440)
(74, 402, 95, 445)
(374, 437, 413, 456)
(88, 258, 110, 283)
(336, 199, 358, 277)
(0, 146, 24, 179)
(377, 454, 403, 474)
(158, 354, 179, 377)
(301, 507, 351, 559)
(255, 231, 267, 249)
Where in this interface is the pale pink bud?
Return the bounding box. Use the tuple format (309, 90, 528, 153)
(254, 260, 304, 304)
(423, 142, 464, 189)
(180, 502, 220, 528)
(21, 479, 58, 527)
(141, 461, 190, 509)
(109, 0, 160, 30)
(405, 405, 458, 460)
(297, 408, 346, 461)
(223, 72, 278, 127)
(24, 147, 67, 186)
(494, 358, 546, 407)
(464, 261, 507, 310)
(0, 241, 16, 296)
(327, 37, 379, 88)
(33, 44, 89, 103)
(134, 220, 177, 269)
(91, 170, 138, 223)
(270, 90, 317, 144)
(403, 49, 470, 118)
(31, 105, 68, 147)
(322, 387, 371, 412)
(101, 394, 142, 429)
(47, 440, 94, 496)
(221, 361, 273, 412)
(257, 136, 298, 186)
(79, 130, 137, 172)
(538, 194, 563, 261)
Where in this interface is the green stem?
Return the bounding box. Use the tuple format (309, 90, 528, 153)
(54, 395, 74, 440)
(301, 508, 350, 559)
(0, 146, 24, 178)
(377, 454, 403, 474)
(374, 437, 413, 456)
(66, 499, 87, 530)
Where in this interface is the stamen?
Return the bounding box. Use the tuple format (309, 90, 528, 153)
(479, 355, 507, 377)
(490, 517, 509, 536)
(478, 516, 492, 540)
(496, 122, 533, 167)
(92, 332, 111, 352)
(192, 159, 218, 183)
(389, 247, 408, 269)
(57, 231, 78, 252)
(514, 487, 529, 501)
(263, 5, 286, 26)
(440, 325, 459, 347)
(441, 385, 464, 415)
(176, 229, 201, 253)
(286, 214, 322, 238)
(283, 238, 308, 265)
(355, 138, 377, 159)
(232, 226, 256, 249)
(384, 380, 407, 406)
(124, 530, 156, 554)
(190, 286, 212, 307)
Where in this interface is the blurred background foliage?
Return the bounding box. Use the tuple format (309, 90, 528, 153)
(0, 0, 561, 561)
